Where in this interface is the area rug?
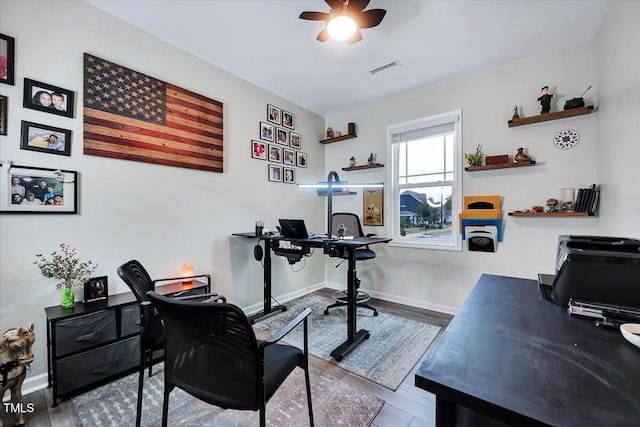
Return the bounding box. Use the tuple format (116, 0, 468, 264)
(72, 364, 383, 426)
(254, 293, 441, 391)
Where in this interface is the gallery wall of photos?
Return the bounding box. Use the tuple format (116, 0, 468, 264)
(252, 104, 307, 184)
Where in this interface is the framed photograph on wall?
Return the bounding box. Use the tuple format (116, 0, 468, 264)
(363, 186, 384, 226)
(84, 276, 108, 303)
(23, 78, 75, 118)
(282, 110, 294, 129)
(283, 148, 295, 165)
(290, 132, 301, 149)
(283, 167, 295, 184)
(0, 34, 15, 86)
(268, 144, 282, 163)
(268, 164, 282, 182)
(251, 140, 266, 160)
(260, 121, 274, 142)
(276, 127, 288, 145)
(1, 165, 78, 213)
(0, 95, 7, 136)
(296, 151, 307, 168)
(267, 104, 281, 125)
(20, 121, 72, 156)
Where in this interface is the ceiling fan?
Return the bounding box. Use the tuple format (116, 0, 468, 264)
(299, 0, 386, 44)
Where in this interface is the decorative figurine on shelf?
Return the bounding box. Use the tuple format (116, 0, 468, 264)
(546, 198, 559, 213)
(337, 224, 347, 240)
(464, 144, 483, 167)
(514, 147, 532, 163)
(512, 105, 520, 120)
(537, 86, 553, 114)
(368, 152, 375, 164)
(349, 156, 356, 167)
(326, 127, 334, 139)
(532, 206, 544, 213)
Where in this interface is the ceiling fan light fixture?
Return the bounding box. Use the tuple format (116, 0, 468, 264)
(327, 15, 357, 40)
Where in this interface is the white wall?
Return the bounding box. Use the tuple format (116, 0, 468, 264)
(325, 42, 601, 312)
(0, 0, 326, 379)
(595, 1, 640, 235)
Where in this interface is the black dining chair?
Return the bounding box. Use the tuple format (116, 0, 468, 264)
(324, 212, 379, 316)
(116, 259, 225, 427)
(146, 291, 314, 427)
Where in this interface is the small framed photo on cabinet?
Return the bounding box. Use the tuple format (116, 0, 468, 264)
(84, 276, 108, 303)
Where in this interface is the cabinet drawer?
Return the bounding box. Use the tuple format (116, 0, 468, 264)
(120, 304, 140, 336)
(56, 336, 140, 396)
(55, 310, 117, 357)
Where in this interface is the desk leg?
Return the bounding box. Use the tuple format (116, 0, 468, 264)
(330, 246, 370, 361)
(435, 395, 456, 427)
(249, 238, 287, 324)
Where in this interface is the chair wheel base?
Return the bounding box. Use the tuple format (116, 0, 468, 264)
(324, 290, 378, 316)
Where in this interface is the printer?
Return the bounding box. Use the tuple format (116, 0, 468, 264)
(539, 235, 640, 307)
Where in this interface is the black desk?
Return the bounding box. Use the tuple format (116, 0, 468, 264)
(232, 232, 288, 323)
(415, 274, 640, 426)
(233, 232, 391, 361)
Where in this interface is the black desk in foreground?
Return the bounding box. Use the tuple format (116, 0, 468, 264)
(415, 274, 640, 426)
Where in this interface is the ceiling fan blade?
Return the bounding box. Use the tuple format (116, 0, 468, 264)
(347, 0, 370, 13)
(356, 9, 386, 29)
(345, 29, 363, 44)
(299, 11, 330, 21)
(325, 0, 344, 10)
(317, 28, 330, 42)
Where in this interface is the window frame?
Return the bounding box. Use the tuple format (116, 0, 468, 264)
(386, 110, 463, 251)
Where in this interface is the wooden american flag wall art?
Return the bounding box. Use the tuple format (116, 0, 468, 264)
(83, 53, 223, 172)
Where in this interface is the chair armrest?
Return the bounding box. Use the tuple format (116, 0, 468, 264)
(260, 307, 312, 349)
(139, 301, 154, 330)
(175, 292, 226, 303)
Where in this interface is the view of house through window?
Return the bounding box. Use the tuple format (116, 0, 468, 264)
(388, 111, 462, 250)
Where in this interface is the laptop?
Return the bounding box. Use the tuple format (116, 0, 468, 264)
(278, 219, 310, 239)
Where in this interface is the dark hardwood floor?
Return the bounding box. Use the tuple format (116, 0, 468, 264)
(3, 289, 452, 426)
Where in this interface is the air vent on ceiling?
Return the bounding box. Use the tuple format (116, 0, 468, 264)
(369, 60, 401, 76)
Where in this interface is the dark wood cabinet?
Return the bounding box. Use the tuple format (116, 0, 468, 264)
(45, 280, 208, 406)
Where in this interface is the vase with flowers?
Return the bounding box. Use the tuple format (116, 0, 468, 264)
(34, 243, 98, 308)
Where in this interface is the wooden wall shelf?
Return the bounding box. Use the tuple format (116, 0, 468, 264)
(342, 163, 384, 171)
(508, 211, 593, 217)
(508, 106, 594, 127)
(466, 161, 536, 172)
(319, 134, 357, 144)
(317, 190, 356, 196)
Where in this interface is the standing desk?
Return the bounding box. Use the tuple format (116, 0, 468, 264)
(233, 232, 391, 361)
(415, 274, 640, 426)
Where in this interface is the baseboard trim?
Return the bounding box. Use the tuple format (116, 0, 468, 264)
(2, 372, 49, 401)
(323, 281, 459, 315)
(243, 281, 327, 316)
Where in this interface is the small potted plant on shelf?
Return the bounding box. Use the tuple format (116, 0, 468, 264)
(465, 144, 483, 167)
(35, 243, 98, 308)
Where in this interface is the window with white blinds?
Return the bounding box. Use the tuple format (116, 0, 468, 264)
(387, 110, 462, 250)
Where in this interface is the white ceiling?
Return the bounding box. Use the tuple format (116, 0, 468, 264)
(84, 0, 610, 116)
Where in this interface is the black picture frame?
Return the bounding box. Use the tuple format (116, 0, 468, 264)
(0, 34, 15, 86)
(251, 139, 266, 160)
(283, 167, 295, 184)
(282, 110, 294, 129)
(296, 151, 308, 168)
(23, 78, 75, 118)
(20, 121, 72, 156)
(268, 144, 282, 163)
(260, 121, 274, 142)
(268, 164, 282, 182)
(290, 132, 301, 149)
(84, 276, 108, 303)
(2, 165, 78, 213)
(276, 127, 288, 145)
(283, 148, 295, 166)
(0, 95, 7, 136)
(267, 104, 281, 125)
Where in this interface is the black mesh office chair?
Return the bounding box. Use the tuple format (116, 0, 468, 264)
(324, 212, 379, 316)
(117, 260, 225, 427)
(146, 291, 314, 427)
